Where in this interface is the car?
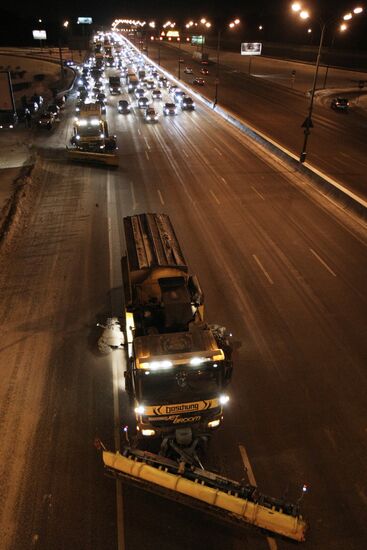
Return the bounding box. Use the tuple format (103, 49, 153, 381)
(138, 97, 150, 109)
(200, 68, 209, 75)
(184, 67, 193, 74)
(181, 96, 195, 111)
(152, 89, 162, 100)
(26, 101, 39, 114)
(96, 92, 106, 101)
(163, 102, 177, 116)
(118, 99, 130, 114)
(47, 104, 60, 117)
(331, 97, 349, 112)
(193, 77, 205, 86)
(158, 77, 168, 88)
(168, 84, 179, 95)
(38, 112, 55, 129)
(145, 107, 158, 122)
(145, 79, 155, 89)
(135, 87, 145, 98)
(173, 90, 186, 103)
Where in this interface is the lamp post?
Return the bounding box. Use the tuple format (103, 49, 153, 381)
(322, 23, 348, 88)
(291, 3, 364, 163)
(213, 19, 240, 108)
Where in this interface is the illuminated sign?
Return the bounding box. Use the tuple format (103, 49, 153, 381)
(77, 17, 93, 24)
(241, 42, 262, 55)
(166, 30, 179, 38)
(192, 35, 205, 45)
(32, 30, 47, 40)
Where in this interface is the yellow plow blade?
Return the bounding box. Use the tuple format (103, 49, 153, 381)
(67, 148, 119, 166)
(103, 450, 307, 543)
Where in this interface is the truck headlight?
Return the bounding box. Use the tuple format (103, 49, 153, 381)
(208, 419, 220, 429)
(142, 429, 155, 436)
(219, 394, 230, 405)
(135, 405, 145, 415)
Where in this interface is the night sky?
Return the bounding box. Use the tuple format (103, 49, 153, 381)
(1, 1, 366, 48)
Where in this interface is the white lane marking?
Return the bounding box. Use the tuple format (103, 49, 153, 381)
(183, 149, 189, 158)
(157, 189, 165, 205)
(239, 445, 257, 485)
(239, 445, 278, 550)
(221, 176, 228, 185)
(210, 189, 220, 205)
(144, 136, 151, 150)
(145, 151, 150, 161)
(137, 128, 141, 135)
(214, 147, 223, 157)
(309, 248, 337, 277)
(253, 254, 274, 285)
(251, 185, 265, 200)
(129, 180, 137, 211)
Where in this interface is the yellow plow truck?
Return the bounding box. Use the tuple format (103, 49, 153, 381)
(121, 213, 233, 465)
(67, 103, 118, 166)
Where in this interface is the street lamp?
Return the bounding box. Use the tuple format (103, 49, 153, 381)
(291, 2, 364, 163)
(214, 18, 241, 107)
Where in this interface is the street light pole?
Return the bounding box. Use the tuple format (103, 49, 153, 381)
(300, 22, 325, 163)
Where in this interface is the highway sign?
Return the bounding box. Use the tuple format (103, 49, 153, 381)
(77, 17, 93, 24)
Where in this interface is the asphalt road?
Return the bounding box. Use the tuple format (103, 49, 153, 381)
(146, 42, 367, 203)
(0, 59, 366, 550)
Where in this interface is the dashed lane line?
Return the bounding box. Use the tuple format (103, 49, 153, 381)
(253, 254, 274, 285)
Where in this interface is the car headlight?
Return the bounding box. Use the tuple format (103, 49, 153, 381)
(142, 429, 155, 436)
(219, 394, 230, 405)
(208, 419, 221, 429)
(76, 135, 80, 140)
(146, 116, 151, 120)
(135, 405, 145, 415)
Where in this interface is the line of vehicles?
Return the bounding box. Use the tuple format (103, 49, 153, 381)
(67, 34, 202, 164)
(88, 31, 308, 542)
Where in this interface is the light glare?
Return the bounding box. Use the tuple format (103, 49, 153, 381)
(292, 2, 301, 12)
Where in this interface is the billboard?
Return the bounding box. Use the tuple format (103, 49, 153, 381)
(241, 42, 262, 56)
(77, 17, 93, 24)
(32, 30, 47, 40)
(192, 35, 205, 45)
(0, 71, 16, 112)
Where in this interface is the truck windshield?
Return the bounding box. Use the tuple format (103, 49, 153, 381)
(78, 123, 104, 137)
(137, 364, 222, 405)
